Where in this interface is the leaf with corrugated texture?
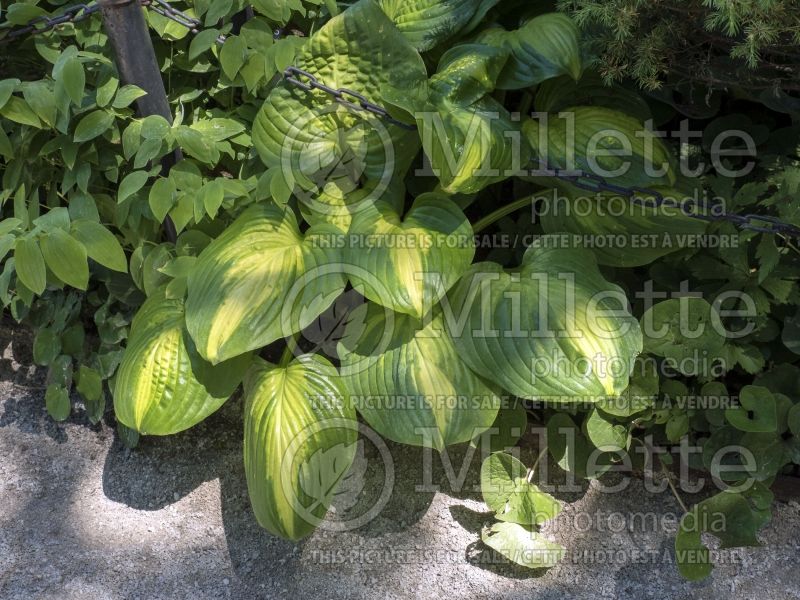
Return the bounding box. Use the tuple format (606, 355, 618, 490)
(252, 0, 426, 216)
(377, 0, 499, 51)
(447, 240, 643, 402)
(338, 305, 501, 450)
(114, 290, 250, 435)
(477, 14, 581, 89)
(346, 193, 475, 318)
(244, 354, 357, 540)
(186, 204, 347, 364)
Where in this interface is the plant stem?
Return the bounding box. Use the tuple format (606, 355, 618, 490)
(472, 195, 536, 233)
(527, 447, 549, 483)
(279, 334, 299, 367)
(660, 459, 688, 513)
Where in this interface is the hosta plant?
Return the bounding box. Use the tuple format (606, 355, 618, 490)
(0, 0, 798, 581)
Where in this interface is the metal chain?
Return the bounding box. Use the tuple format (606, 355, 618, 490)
(0, 0, 226, 44)
(284, 66, 418, 131)
(283, 66, 800, 241)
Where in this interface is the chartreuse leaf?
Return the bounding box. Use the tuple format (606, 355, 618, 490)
(538, 186, 708, 267)
(298, 176, 405, 230)
(385, 44, 529, 195)
(14, 238, 46, 294)
(447, 240, 643, 402)
(481, 522, 565, 569)
(481, 452, 561, 525)
(114, 290, 250, 435)
(377, 0, 499, 51)
(524, 106, 675, 190)
(676, 484, 772, 581)
(641, 298, 726, 375)
(186, 204, 347, 364)
(725, 385, 777, 432)
(40, 229, 89, 290)
(252, 0, 426, 209)
(244, 354, 357, 540)
(338, 305, 501, 450)
(346, 193, 474, 319)
(477, 14, 581, 89)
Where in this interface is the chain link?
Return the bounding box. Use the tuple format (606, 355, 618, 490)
(283, 66, 418, 131)
(283, 66, 800, 241)
(0, 0, 226, 44)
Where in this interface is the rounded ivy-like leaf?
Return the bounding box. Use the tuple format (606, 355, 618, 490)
(481, 522, 565, 569)
(584, 407, 629, 452)
(113, 290, 250, 435)
(338, 305, 501, 450)
(346, 193, 475, 319)
(447, 240, 643, 402)
(477, 13, 582, 90)
(725, 385, 777, 433)
(185, 204, 347, 364)
(524, 106, 676, 190)
(244, 354, 357, 541)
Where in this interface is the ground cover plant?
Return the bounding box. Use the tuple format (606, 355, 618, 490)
(1, 0, 799, 580)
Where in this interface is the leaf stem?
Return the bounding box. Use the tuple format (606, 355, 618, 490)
(527, 447, 549, 483)
(279, 334, 299, 368)
(660, 458, 688, 513)
(472, 195, 536, 233)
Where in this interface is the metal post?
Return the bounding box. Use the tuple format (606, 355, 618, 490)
(99, 0, 177, 242)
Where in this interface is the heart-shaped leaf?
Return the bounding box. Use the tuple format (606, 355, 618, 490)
(481, 522, 565, 569)
(538, 186, 709, 267)
(725, 385, 777, 432)
(244, 354, 357, 540)
(346, 193, 475, 319)
(385, 44, 529, 195)
(447, 240, 643, 402)
(377, 0, 499, 51)
(480, 452, 561, 525)
(185, 204, 347, 364)
(476, 13, 582, 89)
(338, 304, 501, 450)
(584, 407, 630, 451)
(252, 0, 426, 219)
(114, 290, 250, 435)
(524, 106, 676, 190)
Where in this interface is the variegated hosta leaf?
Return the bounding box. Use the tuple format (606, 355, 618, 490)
(185, 204, 347, 364)
(338, 305, 501, 450)
(385, 44, 529, 194)
(377, 0, 499, 51)
(345, 193, 475, 318)
(538, 185, 709, 266)
(447, 241, 643, 402)
(113, 290, 250, 435)
(476, 14, 582, 90)
(524, 106, 676, 190)
(298, 176, 405, 230)
(252, 0, 426, 222)
(244, 355, 357, 540)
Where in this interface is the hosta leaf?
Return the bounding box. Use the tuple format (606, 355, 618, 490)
(524, 106, 675, 190)
(252, 0, 426, 212)
(538, 186, 708, 267)
(346, 193, 475, 318)
(186, 204, 347, 364)
(114, 290, 250, 435)
(477, 13, 582, 89)
(447, 241, 643, 402)
(338, 305, 501, 450)
(244, 354, 357, 540)
(481, 522, 565, 569)
(377, 0, 499, 51)
(480, 452, 561, 525)
(385, 44, 529, 194)
(298, 175, 405, 230)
